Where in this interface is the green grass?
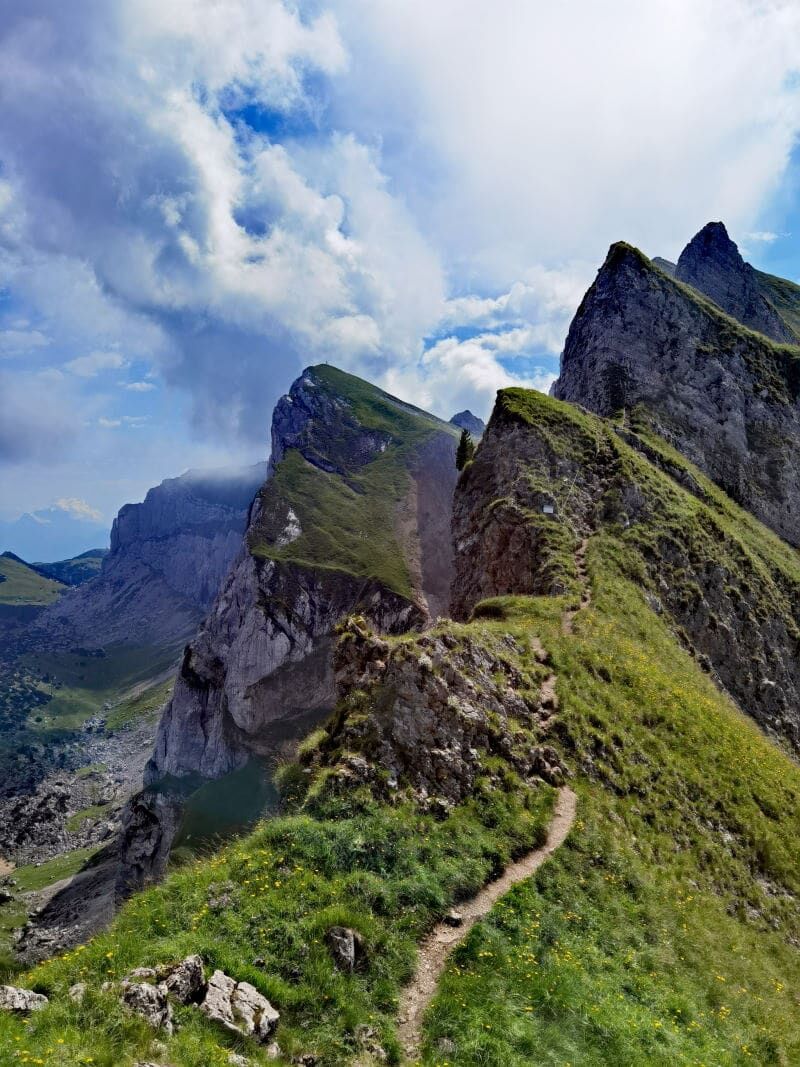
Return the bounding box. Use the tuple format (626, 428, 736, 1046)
(105, 675, 174, 732)
(249, 364, 458, 599)
(756, 269, 800, 341)
(74, 763, 107, 780)
(421, 541, 800, 1065)
(23, 644, 179, 731)
(66, 805, 113, 833)
(0, 555, 63, 605)
(253, 448, 417, 598)
(12, 847, 102, 894)
(0, 787, 554, 1066)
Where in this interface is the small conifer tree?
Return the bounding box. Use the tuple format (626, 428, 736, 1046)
(456, 428, 475, 471)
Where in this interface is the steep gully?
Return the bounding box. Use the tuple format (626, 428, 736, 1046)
(396, 538, 590, 1061)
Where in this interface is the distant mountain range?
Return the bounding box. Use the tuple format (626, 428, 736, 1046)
(0, 506, 109, 563)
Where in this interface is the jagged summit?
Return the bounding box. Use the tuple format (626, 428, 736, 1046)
(553, 236, 800, 545)
(674, 221, 796, 343)
(449, 409, 486, 437)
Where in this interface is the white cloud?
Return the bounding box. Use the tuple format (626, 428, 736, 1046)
(122, 380, 156, 392)
(53, 497, 102, 522)
(65, 350, 127, 378)
(2, 0, 800, 494)
(0, 327, 49, 357)
(331, 0, 800, 279)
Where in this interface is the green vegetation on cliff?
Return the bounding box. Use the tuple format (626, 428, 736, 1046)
(4, 388, 800, 1065)
(250, 365, 458, 599)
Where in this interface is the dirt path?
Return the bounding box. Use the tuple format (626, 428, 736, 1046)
(397, 536, 591, 1062)
(563, 536, 591, 634)
(397, 786, 577, 1062)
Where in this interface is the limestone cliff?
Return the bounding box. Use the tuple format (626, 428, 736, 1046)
(146, 366, 458, 784)
(452, 388, 800, 753)
(553, 240, 800, 545)
(29, 464, 265, 651)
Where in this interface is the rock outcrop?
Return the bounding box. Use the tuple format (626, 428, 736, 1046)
(675, 222, 796, 344)
(146, 366, 458, 785)
(305, 614, 567, 805)
(553, 239, 800, 546)
(452, 387, 800, 753)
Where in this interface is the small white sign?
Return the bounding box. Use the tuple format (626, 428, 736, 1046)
(542, 503, 555, 515)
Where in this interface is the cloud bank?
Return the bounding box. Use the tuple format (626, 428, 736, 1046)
(1, 0, 799, 519)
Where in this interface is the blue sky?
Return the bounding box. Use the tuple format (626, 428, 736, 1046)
(2, 0, 800, 557)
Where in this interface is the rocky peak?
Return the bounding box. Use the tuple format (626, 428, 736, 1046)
(675, 221, 795, 343)
(144, 365, 458, 792)
(449, 410, 486, 438)
(553, 239, 800, 545)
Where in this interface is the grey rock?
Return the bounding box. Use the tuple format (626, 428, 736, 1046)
(675, 222, 796, 343)
(143, 367, 456, 789)
(450, 410, 486, 438)
(200, 969, 279, 1043)
(444, 909, 463, 927)
(228, 1055, 250, 1066)
(326, 926, 364, 973)
(161, 954, 206, 1004)
(30, 463, 265, 653)
(455, 377, 800, 754)
(68, 982, 86, 1002)
(0, 984, 48, 1013)
(553, 239, 800, 547)
(120, 980, 173, 1033)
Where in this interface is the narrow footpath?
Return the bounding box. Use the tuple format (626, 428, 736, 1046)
(397, 537, 592, 1062)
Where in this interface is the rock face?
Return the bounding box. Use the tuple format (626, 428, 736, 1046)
(30, 463, 265, 651)
(449, 410, 486, 438)
(675, 222, 796, 344)
(553, 240, 800, 546)
(452, 387, 800, 753)
(146, 366, 458, 785)
(310, 615, 566, 803)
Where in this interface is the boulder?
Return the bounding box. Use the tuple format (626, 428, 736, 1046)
(200, 969, 279, 1043)
(161, 954, 205, 1004)
(326, 926, 364, 973)
(68, 982, 86, 1003)
(120, 981, 173, 1033)
(0, 985, 48, 1013)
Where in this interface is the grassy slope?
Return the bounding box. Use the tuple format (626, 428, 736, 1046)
(756, 269, 800, 341)
(0, 784, 554, 1065)
(4, 391, 800, 1064)
(250, 365, 458, 599)
(21, 644, 179, 732)
(0, 555, 63, 605)
(33, 550, 107, 587)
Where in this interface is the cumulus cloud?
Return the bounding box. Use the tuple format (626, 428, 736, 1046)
(65, 350, 127, 377)
(1, 0, 800, 488)
(0, 327, 49, 357)
(331, 0, 800, 280)
(53, 497, 102, 522)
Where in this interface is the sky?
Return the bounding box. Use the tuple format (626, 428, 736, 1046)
(2, 0, 800, 555)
